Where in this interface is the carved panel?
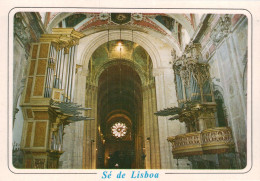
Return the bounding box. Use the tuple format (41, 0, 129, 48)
(33, 76, 45, 96)
(25, 122, 33, 147)
(168, 132, 202, 154)
(25, 77, 33, 103)
(111, 13, 131, 25)
(51, 88, 64, 102)
(31, 45, 39, 59)
(210, 15, 231, 44)
(34, 159, 45, 168)
(36, 59, 47, 75)
(54, 92, 61, 100)
(39, 43, 49, 58)
(33, 121, 47, 147)
(26, 109, 33, 118)
(167, 127, 234, 157)
(29, 60, 36, 76)
(34, 111, 49, 120)
(202, 127, 233, 146)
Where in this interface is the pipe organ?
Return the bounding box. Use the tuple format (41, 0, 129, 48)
(155, 42, 234, 158)
(20, 28, 93, 168)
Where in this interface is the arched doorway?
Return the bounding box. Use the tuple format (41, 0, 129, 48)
(97, 63, 143, 168)
(82, 39, 160, 169)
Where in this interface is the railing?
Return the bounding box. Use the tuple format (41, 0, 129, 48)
(167, 127, 234, 157)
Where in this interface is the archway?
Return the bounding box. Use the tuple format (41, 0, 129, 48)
(81, 39, 160, 169)
(97, 63, 143, 168)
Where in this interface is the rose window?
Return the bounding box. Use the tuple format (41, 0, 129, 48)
(111, 122, 127, 138)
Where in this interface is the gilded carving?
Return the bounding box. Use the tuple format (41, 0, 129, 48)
(210, 15, 231, 44)
(21, 28, 89, 169)
(40, 28, 85, 51)
(51, 88, 64, 102)
(167, 127, 234, 157)
(157, 41, 235, 158)
(180, 67, 190, 86)
(34, 159, 45, 168)
(54, 91, 61, 100)
(202, 127, 233, 145)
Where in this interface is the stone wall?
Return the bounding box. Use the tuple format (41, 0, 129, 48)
(198, 14, 248, 168)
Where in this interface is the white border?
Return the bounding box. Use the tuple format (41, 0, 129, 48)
(2, 2, 258, 180)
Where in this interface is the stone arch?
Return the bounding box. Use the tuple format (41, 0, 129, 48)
(46, 12, 72, 32)
(93, 58, 148, 86)
(46, 13, 195, 37)
(46, 13, 190, 58)
(213, 84, 228, 127)
(78, 30, 178, 74)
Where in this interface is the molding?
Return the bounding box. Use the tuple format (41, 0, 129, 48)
(210, 15, 231, 45)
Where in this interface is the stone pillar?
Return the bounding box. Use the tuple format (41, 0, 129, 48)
(142, 86, 151, 168)
(154, 68, 190, 169)
(227, 35, 246, 119)
(154, 70, 173, 169)
(215, 38, 247, 168)
(59, 68, 87, 168)
(82, 82, 98, 169)
(91, 86, 98, 168)
(147, 85, 156, 168)
(142, 83, 161, 169)
(151, 84, 161, 168)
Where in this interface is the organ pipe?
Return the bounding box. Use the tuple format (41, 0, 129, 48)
(43, 42, 78, 103)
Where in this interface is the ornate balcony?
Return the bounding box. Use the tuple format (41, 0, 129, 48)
(167, 127, 234, 158)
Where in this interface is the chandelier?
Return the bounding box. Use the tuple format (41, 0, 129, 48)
(111, 122, 127, 138)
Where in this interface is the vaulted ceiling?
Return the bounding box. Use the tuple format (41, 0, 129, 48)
(97, 63, 143, 141)
(89, 40, 153, 84)
(41, 12, 201, 50)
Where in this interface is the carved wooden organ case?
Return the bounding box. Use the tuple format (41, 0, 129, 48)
(20, 28, 93, 168)
(156, 43, 235, 158)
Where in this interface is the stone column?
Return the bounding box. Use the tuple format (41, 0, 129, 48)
(91, 86, 98, 168)
(215, 39, 247, 168)
(154, 67, 190, 169)
(142, 86, 151, 168)
(151, 84, 161, 168)
(227, 35, 246, 119)
(142, 83, 161, 169)
(59, 69, 87, 168)
(147, 85, 156, 168)
(82, 82, 98, 169)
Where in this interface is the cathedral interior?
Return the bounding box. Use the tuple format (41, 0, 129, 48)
(12, 12, 248, 169)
